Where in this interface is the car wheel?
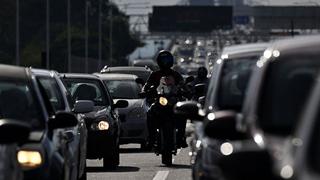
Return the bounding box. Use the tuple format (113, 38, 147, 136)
(103, 143, 119, 169)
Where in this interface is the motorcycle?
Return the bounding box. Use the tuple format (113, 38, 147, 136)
(146, 76, 194, 166)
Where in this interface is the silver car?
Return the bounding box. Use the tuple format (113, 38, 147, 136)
(96, 73, 149, 149)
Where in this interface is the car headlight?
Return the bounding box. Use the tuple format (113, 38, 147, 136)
(91, 120, 109, 131)
(159, 97, 168, 106)
(17, 150, 42, 169)
(98, 121, 109, 130)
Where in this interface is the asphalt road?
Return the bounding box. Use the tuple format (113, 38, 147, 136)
(86, 144, 192, 180)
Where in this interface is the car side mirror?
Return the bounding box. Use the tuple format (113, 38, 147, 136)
(114, 100, 129, 109)
(49, 111, 78, 129)
(219, 147, 274, 180)
(0, 119, 30, 143)
(73, 100, 94, 113)
(174, 101, 204, 121)
(185, 76, 195, 84)
(204, 111, 246, 140)
(135, 78, 145, 85)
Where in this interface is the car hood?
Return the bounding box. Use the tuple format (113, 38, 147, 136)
(113, 99, 147, 114)
(84, 106, 112, 122)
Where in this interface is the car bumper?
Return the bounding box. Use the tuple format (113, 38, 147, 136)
(87, 130, 117, 159)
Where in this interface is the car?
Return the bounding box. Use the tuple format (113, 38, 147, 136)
(61, 73, 128, 169)
(31, 69, 92, 180)
(0, 64, 81, 180)
(286, 73, 320, 180)
(186, 35, 320, 180)
(95, 73, 149, 149)
(130, 59, 159, 71)
(100, 66, 152, 83)
(0, 90, 31, 180)
(174, 42, 269, 180)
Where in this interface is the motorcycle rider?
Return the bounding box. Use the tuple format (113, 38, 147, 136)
(142, 50, 188, 149)
(189, 66, 209, 101)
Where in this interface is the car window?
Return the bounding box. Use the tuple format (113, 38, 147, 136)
(63, 78, 110, 107)
(258, 58, 319, 135)
(37, 77, 65, 111)
(0, 80, 43, 130)
(216, 56, 259, 111)
(104, 80, 141, 99)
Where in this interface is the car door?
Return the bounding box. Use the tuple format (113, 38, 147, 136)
(36, 76, 76, 179)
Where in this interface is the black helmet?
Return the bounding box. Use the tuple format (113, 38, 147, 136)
(156, 50, 174, 70)
(197, 67, 208, 80)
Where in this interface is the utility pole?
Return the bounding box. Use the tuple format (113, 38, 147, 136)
(67, 0, 71, 72)
(85, 1, 89, 73)
(98, 0, 102, 69)
(109, 4, 113, 66)
(46, 0, 50, 69)
(16, 0, 20, 65)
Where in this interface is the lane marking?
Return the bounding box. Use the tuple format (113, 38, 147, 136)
(153, 171, 169, 180)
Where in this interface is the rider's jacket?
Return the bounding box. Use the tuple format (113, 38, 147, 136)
(142, 69, 184, 99)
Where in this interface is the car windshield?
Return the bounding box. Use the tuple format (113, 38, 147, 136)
(62, 78, 110, 107)
(258, 58, 320, 136)
(103, 80, 141, 99)
(217, 56, 259, 111)
(0, 80, 43, 130)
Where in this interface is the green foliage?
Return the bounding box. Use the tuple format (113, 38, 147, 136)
(0, 0, 141, 71)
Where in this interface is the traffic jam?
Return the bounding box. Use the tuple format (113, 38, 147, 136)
(2, 0, 320, 180)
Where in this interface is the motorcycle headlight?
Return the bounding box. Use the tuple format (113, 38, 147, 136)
(98, 121, 109, 130)
(17, 150, 43, 169)
(159, 97, 168, 106)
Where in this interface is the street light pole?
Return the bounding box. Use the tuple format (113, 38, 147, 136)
(85, 1, 89, 73)
(67, 0, 71, 72)
(109, 5, 113, 66)
(46, 0, 50, 69)
(98, 0, 102, 69)
(16, 0, 20, 65)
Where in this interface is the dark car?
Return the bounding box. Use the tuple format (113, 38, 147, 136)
(95, 73, 149, 149)
(286, 73, 320, 180)
(100, 66, 152, 83)
(0, 64, 79, 180)
(183, 35, 320, 180)
(31, 69, 92, 180)
(175, 42, 269, 180)
(61, 74, 128, 169)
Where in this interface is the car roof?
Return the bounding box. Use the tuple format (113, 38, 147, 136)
(222, 42, 270, 59)
(31, 68, 56, 77)
(101, 66, 152, 73)
(94, 73, 138, 80)
(60, 73, 101, 80)
(268, 35, 320, 57)
(0, 64, 29, 81)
